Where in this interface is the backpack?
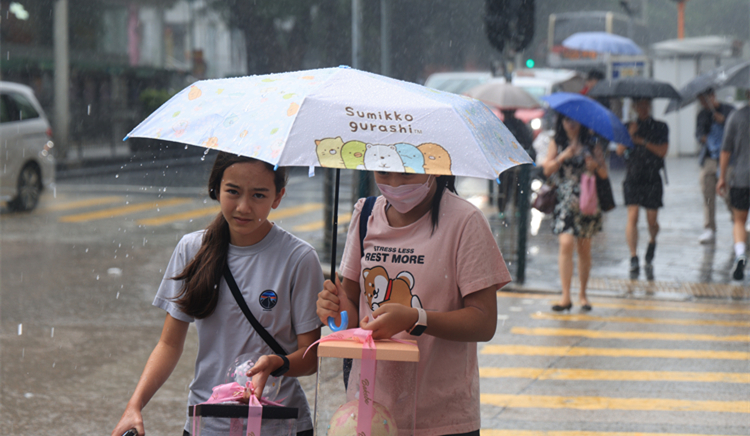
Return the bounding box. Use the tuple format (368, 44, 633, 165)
(343, 196, 377, 389)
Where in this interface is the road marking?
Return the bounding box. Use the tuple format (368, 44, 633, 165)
(511, 327, 750, 342)
(496, 291, 750, 315)
(480, 393, 750, 413)
(37, 196, 124, 212)
(481, 344, 750, 360)
(137, 206, 221, 226)
(292, 212, 352, 232)
(531, 312, 750, 328)
(58, 198, 193, 223)
(481, 430, 739, 436)
(136, 202, 324, 226)
(270, 203, 324, 220)
(479, 367, 750, 383)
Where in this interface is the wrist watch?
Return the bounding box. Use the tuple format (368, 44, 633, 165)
(408, 308, 427, 336)
(270, 354, 290, 377)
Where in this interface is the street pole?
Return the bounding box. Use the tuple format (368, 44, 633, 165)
(380, 0, 390, 77)
(352, 0, 371, 200)
(515, 165, 530, 284)
(53, 0, 70, 159)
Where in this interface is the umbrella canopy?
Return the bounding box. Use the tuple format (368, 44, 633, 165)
(665, 60, 750, 113)
(464, 80, 541, 110)
(540, 92, 633, 147)
(126, 67, 531, 180)
(562, 32, 643, 56)
(588, 77, 681, 100)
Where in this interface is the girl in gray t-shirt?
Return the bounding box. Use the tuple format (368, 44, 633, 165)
(112, 152, 324, 436)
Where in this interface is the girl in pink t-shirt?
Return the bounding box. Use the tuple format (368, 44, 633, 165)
(317, 171, 511, 436)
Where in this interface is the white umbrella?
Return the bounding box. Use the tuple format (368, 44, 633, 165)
(464, 80, 541, 109)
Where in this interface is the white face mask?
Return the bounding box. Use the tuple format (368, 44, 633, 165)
(377, 177, 434, 214)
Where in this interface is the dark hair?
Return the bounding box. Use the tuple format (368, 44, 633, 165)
(429, 175, 457, 234)
(553, 114, 592, 151)
(172, 151, 288, 319)
(587, 70, 605, 81)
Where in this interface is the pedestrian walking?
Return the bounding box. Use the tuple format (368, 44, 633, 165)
(717, 93, 750, 281)
(112, 152, 324, 436)
(696, 89, 734, 244)
(542, 115, 608, 312)
(616, 98, 669, 280)
(316, 171, 510, 436)
(497, 109, 536, 212)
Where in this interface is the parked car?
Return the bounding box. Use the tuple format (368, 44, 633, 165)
(1, 81, 55, 211)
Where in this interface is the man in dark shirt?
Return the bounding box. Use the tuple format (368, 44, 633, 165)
(616, 98, 669, 280)
(695, 89, 734, 244)
(496, 109, 535, 212)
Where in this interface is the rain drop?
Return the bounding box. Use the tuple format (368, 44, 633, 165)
(115, 174, 119, 178)
(85, 248, 89, 253)
(17, 324, 22, 335)
(52, 362, 56, 368)
(24, 393, 33, 399)
(96, 275, 100, 280)
(116, 292, 120, 299)
(87, 105, 91, 115)
(50, 327, 54, 338)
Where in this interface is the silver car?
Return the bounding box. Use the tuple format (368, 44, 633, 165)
(1, 81, 56, 211)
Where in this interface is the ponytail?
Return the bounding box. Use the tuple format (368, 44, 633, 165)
(429, 175, 457, 234)
(172, 152, 288, 318)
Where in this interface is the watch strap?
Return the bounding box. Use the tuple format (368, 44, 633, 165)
(270, 354, 290, 377)
(408, 308, 427, 336)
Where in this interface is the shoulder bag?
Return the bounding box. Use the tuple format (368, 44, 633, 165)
(532, 183, 557, 214)
(223, 266, 287, 355)
(580, 173, 599, 215)
(595, 174, 616, 212)
(343, 196, 378, 390)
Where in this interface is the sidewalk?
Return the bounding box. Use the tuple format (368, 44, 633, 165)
(496, 156, 749, 300)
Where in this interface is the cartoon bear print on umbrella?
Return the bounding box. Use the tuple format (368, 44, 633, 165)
(315, 137, 346, 168)
(418, 142, 452, 175)
(314, 137, 453, 175)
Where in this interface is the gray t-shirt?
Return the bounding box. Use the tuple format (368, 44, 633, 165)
(721, 105, 750, 188)
(153, 225, 323, 433)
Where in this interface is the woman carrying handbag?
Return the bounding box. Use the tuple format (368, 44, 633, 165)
(542, 115, 608, 312)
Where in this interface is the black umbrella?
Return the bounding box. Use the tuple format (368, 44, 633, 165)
(665, 60, 750, 113)
(588, 77, 681, 100)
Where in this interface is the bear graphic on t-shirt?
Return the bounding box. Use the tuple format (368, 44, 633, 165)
(363, 266, 422, 311)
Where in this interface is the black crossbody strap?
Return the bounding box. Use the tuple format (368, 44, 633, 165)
(223, 266, 287, 355)
(359, 196, 377, 258)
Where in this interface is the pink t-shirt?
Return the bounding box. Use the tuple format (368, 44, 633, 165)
(340, 191, 511, 436)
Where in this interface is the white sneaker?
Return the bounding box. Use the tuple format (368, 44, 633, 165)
(698, 229, 715, 244)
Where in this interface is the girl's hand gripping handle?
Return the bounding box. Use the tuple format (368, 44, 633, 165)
(317, 275, 347, 330)
(328, 310, 348, 332)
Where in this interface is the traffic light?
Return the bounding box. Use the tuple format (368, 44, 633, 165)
(526, 58, 535, 68)
(484, 0, 535, 53)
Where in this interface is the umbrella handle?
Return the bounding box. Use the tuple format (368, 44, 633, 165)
(327, 311, 348, 332)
